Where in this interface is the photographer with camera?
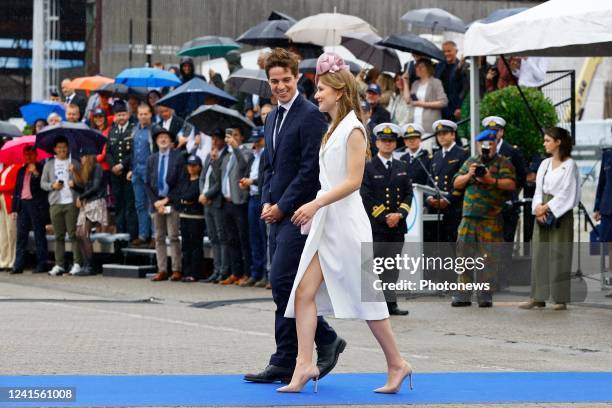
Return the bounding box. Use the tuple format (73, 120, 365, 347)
(451, 128, 516, 307)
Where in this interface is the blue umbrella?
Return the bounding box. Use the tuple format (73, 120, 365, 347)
(35, 122, 107, 158)
(115, 67, 181, 88)
(156, 78, 237, 117)
(19, 101, 66, 125)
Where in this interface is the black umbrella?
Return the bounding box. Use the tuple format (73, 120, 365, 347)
(35, 122, 107, 158)
(341, 32, 401, 73)
(299, 58, 362, 75)
(236, 19, 293, 47)
(94, 83, 147, 98)
(376, 33, 444, 61)
(291, 43, 325, 60)
(188, 105, 255, 135)
(156, 77, 238, 118)
(227, 68, 272, 99)
(0, 121, 21, 138)
(268, 10, 296, 23)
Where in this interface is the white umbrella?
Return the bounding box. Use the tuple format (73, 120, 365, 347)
(464, 0, 612, 57)
(285, 13, 376, 47)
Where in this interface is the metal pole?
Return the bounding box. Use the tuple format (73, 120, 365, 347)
(570, 70, 576, 144)
(146, 0, 152, 66)
(31, 0, 45, 101)
(469, 56, 480, 155)
(128, 19, 133, 68)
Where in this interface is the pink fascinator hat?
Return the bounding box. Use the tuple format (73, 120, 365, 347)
(316, 52, 350, 76)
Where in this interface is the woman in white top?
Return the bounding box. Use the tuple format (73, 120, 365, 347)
(402, 59, 448, 152)
(521, 127, 580, 311)
(277, 53, 412, 394)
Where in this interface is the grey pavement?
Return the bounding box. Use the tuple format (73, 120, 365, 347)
(0, 271, 611, 408)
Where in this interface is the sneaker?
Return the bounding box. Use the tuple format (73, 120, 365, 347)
(48, 265, 65, 276)
(68, 264, 82, 275)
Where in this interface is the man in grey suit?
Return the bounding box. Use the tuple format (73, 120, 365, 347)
(218, 126, 253, 285)
(199, 129, 230, 283)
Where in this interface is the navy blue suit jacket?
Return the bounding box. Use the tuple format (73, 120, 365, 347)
(595, 148, 612, 216)
(261, 93, 328, 218)
(144, 149, 187, 208)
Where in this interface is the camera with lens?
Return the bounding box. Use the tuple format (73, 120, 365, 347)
(474, 164, 487, 178)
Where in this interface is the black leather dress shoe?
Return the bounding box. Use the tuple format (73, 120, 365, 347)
(477, 291, 493, 308)
(388, 304, 410, 316)
(451, 292, 472, 307)
(243, 364, 292, 384)
(316, 336, 347, 379)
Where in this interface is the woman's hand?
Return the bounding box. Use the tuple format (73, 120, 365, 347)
(535, 204, 548, 217)
(76, 197, 81, 209)
(291, 200, 321, 226)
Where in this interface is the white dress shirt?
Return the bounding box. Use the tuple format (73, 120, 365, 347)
(532, 157, 580, 217)
(273, 90, 299, 148)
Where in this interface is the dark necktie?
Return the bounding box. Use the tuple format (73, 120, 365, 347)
(158, 154, 166, 195)
(386, 160, 392, 177)
(274, 106, 286, 148)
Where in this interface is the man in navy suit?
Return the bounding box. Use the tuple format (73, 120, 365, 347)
(244, 48, 345, 384)
(144, 126, 187, 282)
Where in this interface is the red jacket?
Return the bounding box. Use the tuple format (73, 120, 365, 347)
(0, 164, 18, 213)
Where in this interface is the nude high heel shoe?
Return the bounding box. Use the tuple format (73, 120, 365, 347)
(276, 365, 320, 393)
(374, 361, 413, 394)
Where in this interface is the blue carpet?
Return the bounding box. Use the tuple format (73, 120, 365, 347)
(0, 372, 611, 406)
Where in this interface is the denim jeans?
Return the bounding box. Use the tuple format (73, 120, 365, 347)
(131, 173, 151, 240)
(248, 195, 267, 281)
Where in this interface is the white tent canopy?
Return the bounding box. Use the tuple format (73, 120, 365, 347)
(464, 0, 612, 57)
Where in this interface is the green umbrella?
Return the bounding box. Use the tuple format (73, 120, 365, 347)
(177, 36, 240, 58)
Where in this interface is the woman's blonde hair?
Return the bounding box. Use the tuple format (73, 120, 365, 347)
(317, 69, 370, 159)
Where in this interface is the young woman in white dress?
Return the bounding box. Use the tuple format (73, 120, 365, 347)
(277, 53, 413, 394)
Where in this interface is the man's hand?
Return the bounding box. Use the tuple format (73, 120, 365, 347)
(454, 108, 461, 119)
(126, 171, 132, 182)
(111, 164, 124, 176)
(239, 178, 253, 190)
(154, 198, 168, 214)
(261, 203, 283, 224)
(10, 212, 17, 221)
(198, 194, 208, 205)
(594, 211, 601, 222)
(427, 197, 448, 209)
(52, 181, 63, 191)
(178, 135, 188, 147)
(467, 163, 478, 178)
(475, 168, 495, 185)
(385, 213, 402, 228)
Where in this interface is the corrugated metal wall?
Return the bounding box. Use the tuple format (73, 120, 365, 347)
(100, 0, 541, 76)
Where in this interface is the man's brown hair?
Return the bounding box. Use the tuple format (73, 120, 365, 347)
(264, 47, 299, 78)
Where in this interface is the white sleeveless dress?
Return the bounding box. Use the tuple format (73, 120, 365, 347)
(284, 111, 390, 320)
